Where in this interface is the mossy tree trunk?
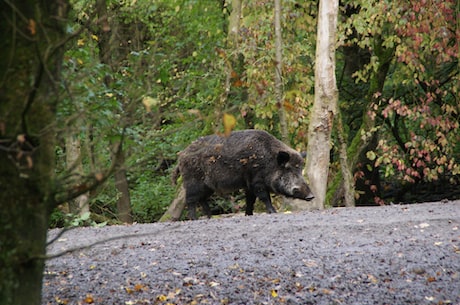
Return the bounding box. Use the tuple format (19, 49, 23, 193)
(327, 34, 395, 206)
(0, 1, 69, 304)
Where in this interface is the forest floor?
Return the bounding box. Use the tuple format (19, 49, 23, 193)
(43, 200, 460, 305)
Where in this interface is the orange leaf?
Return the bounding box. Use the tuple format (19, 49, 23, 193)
(28, 19, 36, 35)
(134, 283, 145, 291)
(84, 294, 94, 304)
(283, 100, 295, 111)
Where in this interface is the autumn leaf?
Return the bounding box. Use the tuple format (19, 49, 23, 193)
(54, 296, 69, 305)
(270, 289, 278, 298)
(84, 294, 94, 304)
(134, 283, 145, 291)
(28, 19, 36, 35)
(283, 100, 295, 111)
(95, 172, 104, 181)
(367, 274, 379, 284)
(223, 113, 236, 137)
(125, 287, 134, 294)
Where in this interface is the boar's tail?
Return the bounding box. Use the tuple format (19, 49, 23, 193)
(171, 165, 181, 185)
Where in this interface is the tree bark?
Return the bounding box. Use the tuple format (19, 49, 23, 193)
(65, 135, 90, 215)
(305, 0, 339, 209)
(113, 142, 133, 223)
(223, 0, 248, 117)
(0, 1, 68, 304)
(274, 0, 288, 142)
(96, 0, 133, 223)
(336, 110, 355, 207)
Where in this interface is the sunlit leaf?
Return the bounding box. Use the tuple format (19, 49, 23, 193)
(366, 150, 376, 161)
(157, 294, 167, 301)
(84, 294, 94, 304)
(142, 96, 160, 113)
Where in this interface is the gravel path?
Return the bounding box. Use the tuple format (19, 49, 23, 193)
(43, 200, 460, 305)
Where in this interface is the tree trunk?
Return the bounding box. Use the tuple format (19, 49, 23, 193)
(96, 0, 133, 223)
(65, 135, 90, 215)
(336, 110, 355, 207)
(0, 1, 68, 304)
(223, 0, 249, 116)
(113, 143, 133, 223)
(305, 0, 339, 210)
(327, 34, 395, 206)
(274, 0, 288, 142)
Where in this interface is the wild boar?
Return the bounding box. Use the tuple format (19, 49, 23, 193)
(172, 129, 314, 219)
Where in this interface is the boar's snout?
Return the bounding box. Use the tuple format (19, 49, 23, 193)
(305, 192, 315, 201)
(292, 186, 315, 201)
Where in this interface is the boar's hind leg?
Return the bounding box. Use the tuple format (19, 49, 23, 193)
(245, 189, 257, 216)
(253, 184, 277, 214)
(185, 185, 213, 220)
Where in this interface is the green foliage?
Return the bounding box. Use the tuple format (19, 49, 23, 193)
(49, 209, 108, 228)
(131, 173, 176, 223)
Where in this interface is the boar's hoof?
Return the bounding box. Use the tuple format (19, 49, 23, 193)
(267, 206, 277, 214)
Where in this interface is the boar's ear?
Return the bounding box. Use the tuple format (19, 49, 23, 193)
(277, 151, 290, 167)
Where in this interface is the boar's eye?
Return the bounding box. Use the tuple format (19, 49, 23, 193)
(277, 151, 290, 167)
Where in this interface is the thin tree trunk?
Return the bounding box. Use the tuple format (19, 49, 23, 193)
(113, 142, 133, 223)
(96, 0, 133, 223)
(274, 0, 288, 142)
(65, 135, 90, 215)
(336, 110, 355, 207)
(305, 0, 339, 209)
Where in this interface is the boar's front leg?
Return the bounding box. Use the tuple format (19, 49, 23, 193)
(245, 189, 257, 216)
(252, 183, 277, 214)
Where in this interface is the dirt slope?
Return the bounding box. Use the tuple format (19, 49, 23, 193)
(43, 200, 460, 305)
